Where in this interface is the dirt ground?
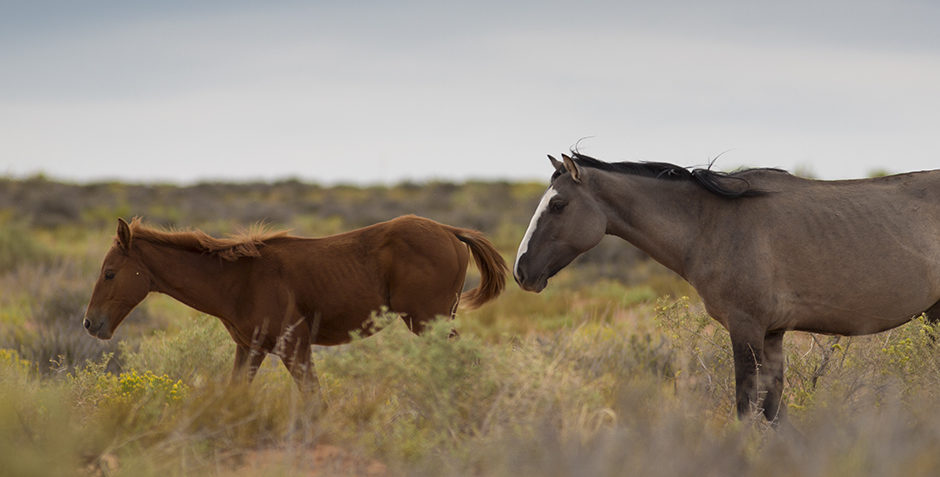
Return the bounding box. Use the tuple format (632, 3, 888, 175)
(228, 445, 387, 477)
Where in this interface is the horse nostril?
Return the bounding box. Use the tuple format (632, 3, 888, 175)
(83, 318, 91, 330)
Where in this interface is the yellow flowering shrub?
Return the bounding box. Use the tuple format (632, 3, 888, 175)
(0, 348, 32, 387)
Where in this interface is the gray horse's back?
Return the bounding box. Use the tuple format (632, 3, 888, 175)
(695, 168, 940, 335)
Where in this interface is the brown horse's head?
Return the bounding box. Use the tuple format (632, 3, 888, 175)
(514, 154, 606, 292)
(83, 218, 152, 339)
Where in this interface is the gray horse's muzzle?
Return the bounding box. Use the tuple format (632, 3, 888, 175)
(514, 255, 549, 293)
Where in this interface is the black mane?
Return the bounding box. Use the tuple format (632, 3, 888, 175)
(557, 152, 784, 199)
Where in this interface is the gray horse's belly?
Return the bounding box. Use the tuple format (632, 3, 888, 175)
(769, 236, 940, 335)
(788, 312, 917, 335)
(780, 294, 933, 335)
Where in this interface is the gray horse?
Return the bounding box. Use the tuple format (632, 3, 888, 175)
(514, 152, 940, 422)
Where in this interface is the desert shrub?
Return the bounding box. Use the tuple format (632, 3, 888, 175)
(120, 315, 233, 385)
(654, 296, 736, 418)
(0, 348, 32, 386)
(783, 316, 940, 417)
(0, 222, 54, 272)
(319, 314, 496, 459)
(317, 313, 649, 466)
(69, 354, 185, 411)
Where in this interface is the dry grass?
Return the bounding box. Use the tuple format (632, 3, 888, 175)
(4, 180, 940, 476)
(5, 290, 940, 476)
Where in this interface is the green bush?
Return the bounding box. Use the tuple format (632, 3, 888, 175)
(120, 315, 233, 385)
(0, 222, 53, 272)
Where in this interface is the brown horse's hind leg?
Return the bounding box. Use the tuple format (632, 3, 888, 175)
(399, 294, 461, 338)
(231, 343, 267, 386)
(760, 331, 787, 424)
(280, 353, 322, 399)
(389, 234, 467, 338)
(394, 279, 462, 337)
(275, 323, 324, 406)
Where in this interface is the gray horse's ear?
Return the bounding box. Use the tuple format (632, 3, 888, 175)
(561, 154, 582, 184)
(548, 154, 564, 173)
(117, 218, 132, 251)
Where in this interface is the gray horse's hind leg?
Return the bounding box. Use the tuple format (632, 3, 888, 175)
(923, 300, 940, 325)
(917, 300, 940, 345)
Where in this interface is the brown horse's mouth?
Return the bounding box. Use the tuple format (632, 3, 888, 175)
(83, 317, 113, 340)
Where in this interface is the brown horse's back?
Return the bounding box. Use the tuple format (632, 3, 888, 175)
(265, 215, 506, 344)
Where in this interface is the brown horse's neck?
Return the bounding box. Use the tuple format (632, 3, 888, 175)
(135, 240, 243, 320)
(592, 171, 710, 278)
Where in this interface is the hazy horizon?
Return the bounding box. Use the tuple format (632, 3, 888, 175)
(3, 1, 938, 184)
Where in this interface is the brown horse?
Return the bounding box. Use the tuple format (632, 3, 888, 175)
(84, 215, 507, 397)
(514, 152, 940, 423)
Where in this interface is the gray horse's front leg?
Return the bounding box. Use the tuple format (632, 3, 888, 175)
(760, 331, 787, 424)
(729, 326, 765, 420)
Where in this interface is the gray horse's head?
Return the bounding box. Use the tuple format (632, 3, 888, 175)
(514, 154, 606, 292)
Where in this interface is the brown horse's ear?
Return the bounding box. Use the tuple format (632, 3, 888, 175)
(548, 154, 565, 173)
(561, 154, 582, 184)
(116, 218, 132, 251)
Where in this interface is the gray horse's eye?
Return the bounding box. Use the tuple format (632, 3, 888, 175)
(549, 200, 567, 212)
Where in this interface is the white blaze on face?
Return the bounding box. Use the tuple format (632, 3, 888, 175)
(514, 186, 558, 279)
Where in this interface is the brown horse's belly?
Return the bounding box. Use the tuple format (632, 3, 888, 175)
(306, 300, 389, 346)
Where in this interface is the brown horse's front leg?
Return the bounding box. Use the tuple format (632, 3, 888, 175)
(729, 327, 765, 420)
(231, 343, 266, 386)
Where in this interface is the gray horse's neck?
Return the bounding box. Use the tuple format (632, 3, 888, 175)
(591, 170, 712, 279)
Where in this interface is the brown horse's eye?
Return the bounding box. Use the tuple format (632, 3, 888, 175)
(104, 270, 116, 280)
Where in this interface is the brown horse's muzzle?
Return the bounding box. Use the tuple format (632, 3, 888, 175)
(83, 314, 113, 340)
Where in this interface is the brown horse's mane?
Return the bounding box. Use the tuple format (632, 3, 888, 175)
(125, 217, 291, 261)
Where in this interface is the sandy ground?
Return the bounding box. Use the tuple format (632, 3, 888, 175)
(227, 445, 387, 477)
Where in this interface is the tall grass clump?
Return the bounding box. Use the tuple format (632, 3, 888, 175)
(0, 349, 99, 477)
(0, 222, 54, 272)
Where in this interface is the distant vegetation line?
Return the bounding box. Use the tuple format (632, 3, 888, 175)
(0, 176, 652, 284)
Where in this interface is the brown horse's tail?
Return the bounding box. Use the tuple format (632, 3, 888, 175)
(447, 227, 508, 309)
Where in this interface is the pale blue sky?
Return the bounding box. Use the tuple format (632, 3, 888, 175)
(2, 1, 939, 183)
